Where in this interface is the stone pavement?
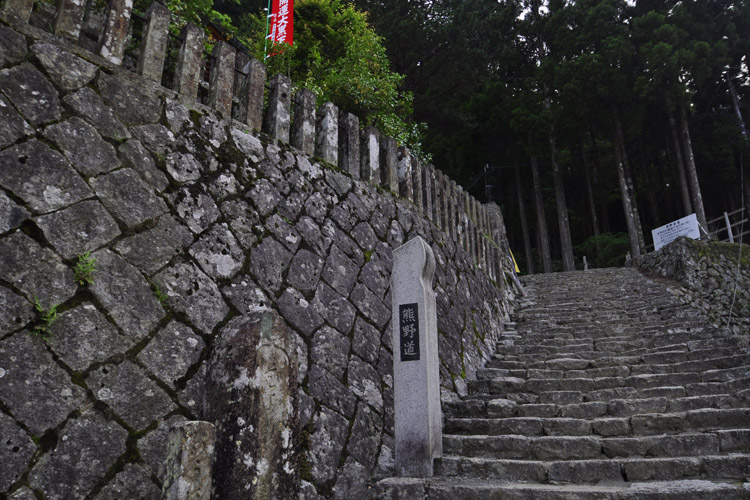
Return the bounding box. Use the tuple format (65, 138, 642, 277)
(375, 268, 750, 498)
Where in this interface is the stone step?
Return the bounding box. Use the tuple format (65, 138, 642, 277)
(435, 454, 750, 484)
(443, 432, 735, 460)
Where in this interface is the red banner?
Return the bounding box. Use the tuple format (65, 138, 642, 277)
(268, 0, 293, 47)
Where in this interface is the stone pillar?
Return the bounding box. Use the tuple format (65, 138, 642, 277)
(291, 88, 316, 156)
(447, 180, 457, 241)
(380, 136, 399, 193)
(263, 74, 292, 143)
(422, 163, 433, 221)
(316, 102, 338, 165)
(208, 41, 236, 117)
(411, 156, 423, 211)
(97, 0, 133, 65)
(237, 57, 266, 132)
(233, 52, 249, 102)
(432, 166, 442, 228)
(391, 236, 442, 477)
(455, 184, 466, 250)
(398, 146, 414, 202)
(0, 0, 34, 23)
(173, 24, 205, 100)
(205, 311, 300, 500)
(338, 112, 360, 177)
(162, 421, 216, 500)
(138, 2, 170, 82)
(360, 126, 379, 186)
(53, 0, 86, 41)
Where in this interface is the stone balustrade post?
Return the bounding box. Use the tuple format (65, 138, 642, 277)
(237, 57, 266, 132)
(97, 0, 132, 65)
(447, 180, 458, 241)
(263, 74, 292, 143)
(138, 2, 170, 82)
(398, 146, 414, 202)
(391, 236, 442, 477)
(316, 102, 338, 165)
(338, 112, 360, 177)
(0, 0, 34, 23)
(53, 0, 86, 41)
(173, 24, 205, 100)
(360, 126, 379, 186)
(423, 163, 434, 222)
(291, 88, 316, 156)
(455, 185, 466, 250)
(208, 41, 236, 117)
(162, 421, 216, 500)
(435, 169, 445, 231)
(380, 136, 399, 193)
(412, 156, 423, 210)
(233, 51, 249, 102)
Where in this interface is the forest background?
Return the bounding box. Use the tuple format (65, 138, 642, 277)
(150, 0, 750, 274)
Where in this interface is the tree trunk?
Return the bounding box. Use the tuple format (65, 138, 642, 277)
(612, 109, 642, 259)
(678, 104, 708, 233)
(588, 128, 610, 233)
(624, 151, 646, 252)
(666, 95, 692, 216)
(515, 167, 534, 275)
(580, 137, 600, 238)
(727, 72, 748, 140)
(530, 152, 552, 273)
(549, 125, 575, 271)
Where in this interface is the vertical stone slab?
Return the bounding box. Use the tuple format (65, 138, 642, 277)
(53, 0, 86, 41)
(422, 163, 433, 221)
(0, 0, 34, 23)
(411, 156, 423, 211)
(233, 51, 249, 101)
(162, 421, 216, 500)
(380, 136, 399, 193)
(263, 74, 292, 143)
(455, 184, 466, 250)
(138, 2, 170, 82)
(447, 180, 457, 241)
(432, 166, 442, 228)
(316, 102, 338, 165)
(391, 236, 442, 477)
(338, 112, 360, 177)
(291, 88, 315, 156)
(173, 24, 205, 100)
(205, 310, 299, 500)
(208, 41, 236, 117)
(360, 126, 379, 186)
(97, 0, 133, 65)
(398, 146, 414, 202)
(237, 57, 266, 132)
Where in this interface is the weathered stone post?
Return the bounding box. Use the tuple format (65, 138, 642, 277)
(97, 0, 133, 65)
(53, 0, 86, 40)
(398, 146, 414, 202)
(233, 51, 249, 100)
(316, 102, 338, 165)
(391, 236, 442, 477)
(422, 163, 434, 221)
(138, 2, 171, 82)
(162, 421, 216, 500)
(338, 112, 360, 177)
(380, 136, 399, 193)
(291, 89, 316, 156)
(173, 24, 205, 100)
(360, 126, 380, 186)
(237, 57, 266, 132)
(263, 74, 292, 143)
(205, 310, 299, 500)
(208, 41, 236, 117)
(0, 0, 34, 23)
(412, 156, 424, 211)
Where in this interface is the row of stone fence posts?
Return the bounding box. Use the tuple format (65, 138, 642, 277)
(1, 0, 512, 284)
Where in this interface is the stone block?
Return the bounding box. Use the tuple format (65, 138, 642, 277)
(170, 186, 221, 234)
(138, 2, 171, 82)
(250, 237, 293, 295)
(98, 72, 163, 125)
(0, 286, 34, 333)
(0, 94, 33, 150)
(138, 320, 204, 388)
(411, 155, 423, 210)
(173, 23, 205, 99)
(0, 191, 29, 234)
(208, 41, 235, 117)
(339, 112, 360, 177)
(31, 42, 97, 92)
(93, 464, 161, 500)
(97, 0, 133, 64)
(264, 74, 292, 142)
(316, 102, 338, 165)
(397, 146, 414, 202)
(0, 0, 34, 22)
(287, 249, 325, 293)
(0, 411, 35, 491)
(115, 215, 193, 275)
(292, 88, 316, 155)
(308, 364, 357, 418)
(189, 223, 245, 280)
(0, 63, 60, 126)
(29, 410, 127, 499)
(277, 287, 324, 338)
(44, 117, 120, 177)
(162, 421, 216, 500)
(309, 406, 349, 487)
(360, 126, 380, 186)
(52, 0, 86, 40)
(237, 57, 266, 132)
(311, 326, 351, 379)
(64, 87, 130, 141)
(90, 168, 167, 228)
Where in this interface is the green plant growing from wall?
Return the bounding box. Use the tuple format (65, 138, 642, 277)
(74, 252, 96, 285)
(153, 285, 169, 306)
(32, 296, 58, 340)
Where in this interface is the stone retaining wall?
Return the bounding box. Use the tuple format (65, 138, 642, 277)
(631, 237, 750, 343)
(0, 7, 517, 500)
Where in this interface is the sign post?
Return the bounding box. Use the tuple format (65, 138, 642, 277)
(652, 213, 700, 251)
(391, 236, 442, 477)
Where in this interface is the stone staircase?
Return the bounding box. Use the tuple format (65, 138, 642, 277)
(375, 268, 750, 498)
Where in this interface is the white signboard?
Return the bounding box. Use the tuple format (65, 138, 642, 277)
(652, 213, 700, 251)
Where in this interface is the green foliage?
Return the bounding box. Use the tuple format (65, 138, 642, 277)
(153, 285, 169, 306)
(32, 296, 58, 340)
(74, 252, 96, 286)
(242, 0, 427, 158)
(574, 233, 630, 269)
